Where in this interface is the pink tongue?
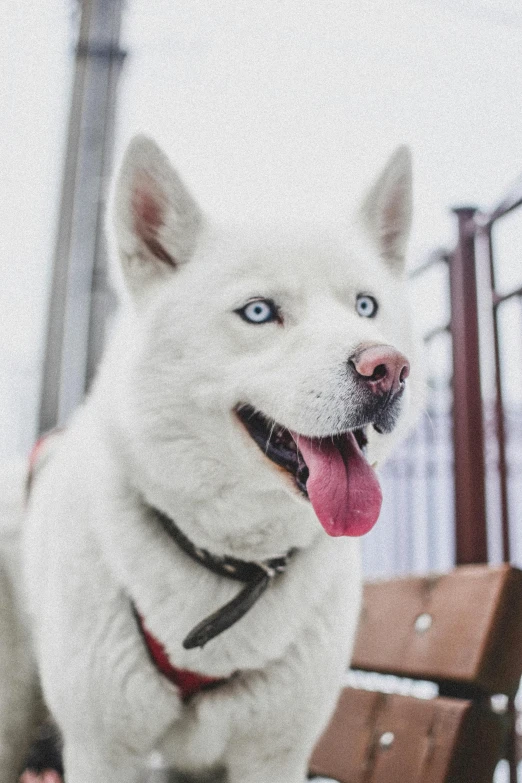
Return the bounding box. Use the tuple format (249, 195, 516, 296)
(293, 432, 382, 537)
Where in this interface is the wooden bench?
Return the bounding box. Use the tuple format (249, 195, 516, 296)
(310, 564, 522, 783)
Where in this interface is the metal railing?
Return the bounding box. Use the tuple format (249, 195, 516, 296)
(369, 172, 522, 576)
(366, 173, 522, 783)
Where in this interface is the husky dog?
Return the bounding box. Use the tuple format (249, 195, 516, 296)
(0, 137, 423, 783)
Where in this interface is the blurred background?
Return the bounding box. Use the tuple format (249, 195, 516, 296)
(2, 0, 522, 780)
(2, 0, 522, 577)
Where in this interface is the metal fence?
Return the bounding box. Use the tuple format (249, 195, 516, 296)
(364, 174, 522, 580)
(361, 173, 522, 782)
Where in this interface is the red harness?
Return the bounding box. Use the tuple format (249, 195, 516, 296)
(135, 612, 228, 700)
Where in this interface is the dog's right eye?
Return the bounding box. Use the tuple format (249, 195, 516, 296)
(235, 299, 280, 325)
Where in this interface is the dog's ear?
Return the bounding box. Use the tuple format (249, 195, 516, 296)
(113, 135, 203, 295)
(358, 145, 412, 273)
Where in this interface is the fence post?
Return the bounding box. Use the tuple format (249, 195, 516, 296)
(482, 226, 511, 564)
(449, 207, 488, 564)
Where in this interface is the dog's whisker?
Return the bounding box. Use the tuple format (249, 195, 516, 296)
(265, 420, 277, 455)
(421, 408, 437, 438)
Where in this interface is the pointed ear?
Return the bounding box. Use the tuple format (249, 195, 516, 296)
(113, 135, 203, 295)
(359, 146, 412, 273)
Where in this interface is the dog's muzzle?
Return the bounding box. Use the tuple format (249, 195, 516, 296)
(349, 344, 410, 434)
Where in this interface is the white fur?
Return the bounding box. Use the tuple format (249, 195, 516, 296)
(0, 137, 423, 782)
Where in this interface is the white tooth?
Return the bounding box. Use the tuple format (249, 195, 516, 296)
(371, 461, 378, 469)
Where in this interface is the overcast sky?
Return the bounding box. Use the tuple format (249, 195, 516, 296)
(120, 0, 522, 246)
(2, 0, 522, 455)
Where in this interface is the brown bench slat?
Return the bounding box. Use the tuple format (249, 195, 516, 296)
(310, 687, 505, 783)
(351, 564, 522, 694)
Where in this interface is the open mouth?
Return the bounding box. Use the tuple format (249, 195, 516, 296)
(235, 404, 382, 537)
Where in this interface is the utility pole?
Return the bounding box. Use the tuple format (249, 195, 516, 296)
(39, 0, 126, 434)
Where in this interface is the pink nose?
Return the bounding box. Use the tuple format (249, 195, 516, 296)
(351, 345, 410, 396)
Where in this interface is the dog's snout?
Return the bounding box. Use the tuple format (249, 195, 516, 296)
(350, 345, 410, 396)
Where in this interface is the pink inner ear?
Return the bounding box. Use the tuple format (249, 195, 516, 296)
(380, 182, 407, 258)
(131, 173, 176, 266)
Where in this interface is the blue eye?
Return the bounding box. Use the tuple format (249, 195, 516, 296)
(236, 299, 280, 324)
(356, 294, 378, 318)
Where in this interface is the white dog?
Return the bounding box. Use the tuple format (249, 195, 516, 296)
(0, 137, 423, 783)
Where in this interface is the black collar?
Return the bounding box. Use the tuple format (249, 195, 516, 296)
(151, 506, 297, 649)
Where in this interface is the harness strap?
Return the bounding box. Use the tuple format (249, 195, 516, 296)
(134, 611, 229, 700)
(151, 506, 297, 648)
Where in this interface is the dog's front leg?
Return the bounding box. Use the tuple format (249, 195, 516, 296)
(222, 577, 360, 783)
(61, 741, 143, 783)
(36, 593, 183, 783)
(223, 649, 351, 782)
(224, 684, 337, 783)
(226, 743, 309, 783)
(225, 696, 328, 783)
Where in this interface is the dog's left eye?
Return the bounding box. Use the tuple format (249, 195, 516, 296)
(236, 299, 279, 324)
(356, 294, 378, 318)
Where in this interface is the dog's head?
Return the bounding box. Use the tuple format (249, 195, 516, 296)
(108, 136, 424, 547)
